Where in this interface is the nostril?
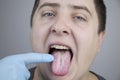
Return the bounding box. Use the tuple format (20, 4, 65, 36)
(50, 25, 71, 35)
(63, 31, 69, 35)
(52, 29, 56, 33)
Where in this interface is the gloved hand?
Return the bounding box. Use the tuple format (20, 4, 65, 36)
(0, 53, 54, 80)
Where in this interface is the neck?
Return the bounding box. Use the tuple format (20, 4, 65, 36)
(81, 72, 98, 80)
(33, 67, 98, 80)
(33, 67, 45, 80)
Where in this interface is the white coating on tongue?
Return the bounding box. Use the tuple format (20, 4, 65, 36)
(52, 51, 71, 76)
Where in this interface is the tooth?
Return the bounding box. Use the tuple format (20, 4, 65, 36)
(51, 45, 69, 50)
(60, 46, 63, 49)
(63, 46, 67, 49)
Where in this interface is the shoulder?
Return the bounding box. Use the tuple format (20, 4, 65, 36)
(90, 71, 106, 80)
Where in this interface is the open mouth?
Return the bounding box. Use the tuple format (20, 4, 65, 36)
(48, 44, 73, 76)
(49, 44, 73, 60)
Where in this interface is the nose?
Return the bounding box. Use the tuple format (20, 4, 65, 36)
(50, 20, 71, 36)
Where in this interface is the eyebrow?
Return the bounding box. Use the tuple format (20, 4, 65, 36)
(39, 3, 60, 9)
(70, 5, 92, 16)
(39, 3, 92, 16)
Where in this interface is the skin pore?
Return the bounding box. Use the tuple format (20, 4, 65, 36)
(31, 0, 105, 80)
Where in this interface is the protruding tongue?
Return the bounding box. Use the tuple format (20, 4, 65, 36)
(52, 51, 71, 76)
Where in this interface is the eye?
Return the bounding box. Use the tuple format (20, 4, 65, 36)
(42, 11, 55, 17)
(74, 16, 86, 22)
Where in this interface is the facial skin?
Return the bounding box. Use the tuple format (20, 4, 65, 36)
(31, 0, 105, 80)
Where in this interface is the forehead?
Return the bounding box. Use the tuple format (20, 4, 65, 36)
(39, 0, 96, 12)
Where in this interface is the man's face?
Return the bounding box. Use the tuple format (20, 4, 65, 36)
(31, 0, 104, 79)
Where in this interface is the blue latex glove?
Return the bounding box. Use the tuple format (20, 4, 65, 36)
(0, 53, 54, 80)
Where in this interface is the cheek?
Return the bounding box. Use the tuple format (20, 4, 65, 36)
(78, 31, 99, 54)
(31, 23, 50, 52)
(75, 23, 99, 53)
(74, 28, 99, 65)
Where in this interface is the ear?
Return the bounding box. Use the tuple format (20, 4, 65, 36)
(98, 31, 105, 51)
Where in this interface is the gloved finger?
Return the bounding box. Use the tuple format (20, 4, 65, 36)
(21, 53, 54, 64)
(2, 53, 54, 65)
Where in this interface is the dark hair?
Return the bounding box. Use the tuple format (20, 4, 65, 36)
(94, 0, 106, 34)
(31, 0, 106, 34)
(31, 0, 39, 26)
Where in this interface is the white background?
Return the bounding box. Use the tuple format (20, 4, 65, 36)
(0, 0, 120, 80)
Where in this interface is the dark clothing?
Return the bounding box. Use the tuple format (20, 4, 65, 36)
(90, 71, 106, 80)
(29, 67, 106, 80)
(29, 67, 36, 80)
